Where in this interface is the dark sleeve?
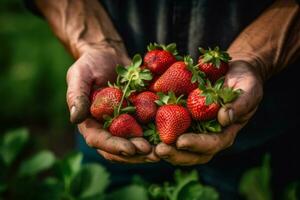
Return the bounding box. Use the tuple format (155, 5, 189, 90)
(23, 0, 42, 17)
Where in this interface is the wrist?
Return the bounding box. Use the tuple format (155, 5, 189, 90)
(76, 39, 128, 59)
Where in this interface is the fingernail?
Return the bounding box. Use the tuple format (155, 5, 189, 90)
(120, 151, 130, 156)
(228, 109, 234, 123)
(70, 106, 76, 116)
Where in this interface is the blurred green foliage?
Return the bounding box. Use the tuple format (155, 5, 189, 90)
(0, 0, 73, 137)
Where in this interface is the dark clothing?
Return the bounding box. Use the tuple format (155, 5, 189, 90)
(25, 1, 300, 199)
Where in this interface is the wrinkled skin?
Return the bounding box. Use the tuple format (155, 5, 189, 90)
(155, 61, 264, 165)
(68, 43, 263, 164)
(66, 43, 160, 163)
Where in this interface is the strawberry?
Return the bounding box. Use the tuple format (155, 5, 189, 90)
(153, 57, 204, 96)
(198, 47, 231, 82)
(128, 91, 138, 104)
(144, 43, 178, 75)
(90, 87, 126, 121)
(89, 88, 102, 102)
(155, 92, 191, 144)
(187, 88, 220, 121)
(109, 114, 143, 138)
(187, 78, 242, 132)
(133, 91, 158, 123)
(148, 75, 159, 92)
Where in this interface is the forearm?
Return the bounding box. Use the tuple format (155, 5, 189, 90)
(228, 0, 300, 81)
(35, 0, 127, 58)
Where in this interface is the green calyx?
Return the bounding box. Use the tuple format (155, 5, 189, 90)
(147, 42, 179, 56)
(192, 120, 222, 133)
(114, 54, 152, 118)
(200, 77, 242, 106)
(144, 123, 161, 145)
(116, 54, 153, 97)
(184, 56, 206, 86)
(199, 46, 231, 68)
(155, 91, 185, 106)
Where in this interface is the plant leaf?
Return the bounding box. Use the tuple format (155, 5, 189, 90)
(18, 150, 55, 177)
(56, 151, 83, 190)
(71, 163, 110, 198)
(132, 54, 142, 69)
(0, 128, 29, 166)
(177, 182, 219, 200)
(239, 154, 272, 200)
(106, 185, 149, 200)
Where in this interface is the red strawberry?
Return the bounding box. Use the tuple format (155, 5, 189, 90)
(148, 75, 159, 92)
(156, 105, 191, 144)
(109, 114, 143, 138)
(128, 91, 138, 104)
(198, 47, 231, 82)
(133, 91, 158, 123)
(187, 88, 220, 121)
(144, 43, 177, 75)
(90, 88, 102, 102)
(152, 61, 198, 96)
(90, 87, 126, 121)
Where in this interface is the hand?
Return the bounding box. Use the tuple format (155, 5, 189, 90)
(66, 42, 160, 163)
(155, 61, 264, 166)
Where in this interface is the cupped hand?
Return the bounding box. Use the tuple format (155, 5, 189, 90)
(66, 42, 160, 163)
(155, 61, 264, 166)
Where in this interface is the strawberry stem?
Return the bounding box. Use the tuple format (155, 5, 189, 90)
(117, 74, 133, 116)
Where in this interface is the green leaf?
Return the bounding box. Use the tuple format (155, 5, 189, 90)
(0, 128, 29, 166)
(177, 182, 219, 200)
(56, 151, 83, 190)
(0, 182, 7, 194)
(116, 65, 127, 76)
(204, 120, 222, 133)
(70, 163, 110, 198)
(218, 88, 242, 104)
(205, 93, 214, 105)
(214, 77, 224, 90)
(165, 43, 178, 55)
(239, 154, 272, 200)
(132, 54, 142, 69)
(143, 123, 161, 145)
(18, 150, 55, 177)
(33, 177, 64, 200)
(283, 181, 300, 200)
(139, 71, 153, 81)
(107, 185, 149, 200)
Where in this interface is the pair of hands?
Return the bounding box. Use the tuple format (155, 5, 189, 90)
(66, 42, 263, 166)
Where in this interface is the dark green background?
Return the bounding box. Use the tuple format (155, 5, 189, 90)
(0, 0, 74, 154)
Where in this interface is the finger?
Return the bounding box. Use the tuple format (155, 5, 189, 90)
(155, 143, 212, 166)
(98, 147, 160, 164)
(78, 118, 136, 156)
(176, 123, 244, 154)
(66, 56, 93, 124)
(129, 137, 152, 154)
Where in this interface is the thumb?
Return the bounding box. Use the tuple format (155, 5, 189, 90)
(66, 57, 93, 124)
(217, 62, 263, 127)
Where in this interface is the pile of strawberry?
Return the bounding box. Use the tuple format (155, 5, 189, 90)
(90, 43, 241, 145)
